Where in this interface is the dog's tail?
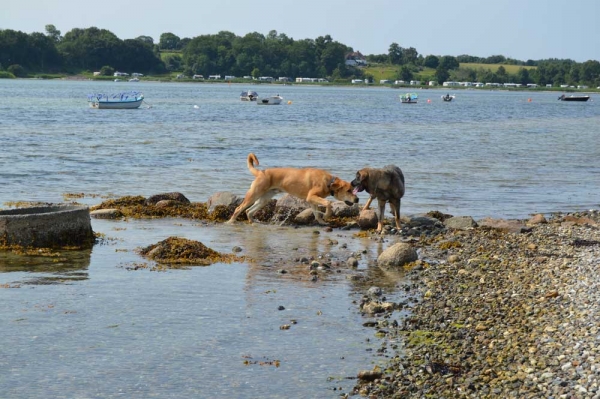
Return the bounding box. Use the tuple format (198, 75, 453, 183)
(247, 153, 261, 177)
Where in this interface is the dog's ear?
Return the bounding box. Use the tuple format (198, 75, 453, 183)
(357, 170, 368, 183)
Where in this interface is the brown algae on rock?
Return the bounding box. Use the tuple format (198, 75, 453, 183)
(138, 237, 244, 267)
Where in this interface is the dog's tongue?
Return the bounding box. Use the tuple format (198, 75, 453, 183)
(352, 187, 360, 195)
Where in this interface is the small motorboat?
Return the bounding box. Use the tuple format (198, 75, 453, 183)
(88, 92, 144, 109)
(558, 94, 590, 102)
(240, 90, 258, 101)
(442, 94, 455, 102)
(257, 94, 283, 105)
(400, 93, 418, 104)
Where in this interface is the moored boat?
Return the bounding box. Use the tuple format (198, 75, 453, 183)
(240, 90, 258, 101)
(400, 93, 418, 104)
(257, 94, 283, 105)
(88, 92, 144, 109)
(559, 94, 590, 102)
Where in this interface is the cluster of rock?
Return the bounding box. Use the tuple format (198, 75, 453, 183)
(353, 210, 600, 398)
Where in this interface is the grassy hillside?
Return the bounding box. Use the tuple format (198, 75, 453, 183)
(363, 65, 436, 82)
(460, 63, 537, 73)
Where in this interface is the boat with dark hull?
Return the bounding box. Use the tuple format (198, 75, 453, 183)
(559, 94, 590, 102)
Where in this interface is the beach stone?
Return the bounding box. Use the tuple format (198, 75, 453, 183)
(528, 214, 547, 225)
(377, 242, 418, 269)
(478, 217, 529, 233)
(562, 215, 598, 226)
(331, 201, 360, 217)
(444, 216, 478, 230)
(347, 257, 359, 267)
(145, 192, 190, 206)
(408, 215, 443, 227)
(358, 209, 378, 229)
(294, 208, 315, 224)
(207, 191, 241, 213)
(155, 200, 179, 208)
(90, 208, 122, 219)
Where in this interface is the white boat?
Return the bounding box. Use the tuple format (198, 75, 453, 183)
(88, 92, 144, 109)
(257, 94, 283, 105)
(240, 90, 258, 101)
(129, 78, 140, 82)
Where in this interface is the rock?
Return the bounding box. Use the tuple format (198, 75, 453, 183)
(377, 242, 418, 269)
(294, 208, 315, 225)
(367, 286, 382, 297)
(331, 201, 360, 217)
(273, 195, 310, 222)
(90, 208, 122, 219)
(358, 209, 378, 229)
(408, 215, 444, 227)
(206, 191, 240, 214)
(528, 214, 547, 225)
(155, 200, 179, 208)
(478, 217, 529, 233)
(357, 369, 383, 381)
(145, 192, 190, 206)
(347, 257, 359, 268)
(444, 216, 478, 230)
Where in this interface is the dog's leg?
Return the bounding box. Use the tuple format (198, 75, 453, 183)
(376, 199, 387, 232)
(306, 193, 331, 225)
(362, 196, 373, 211)
(246, 191, 277, 222)
(389, 199, 402, 229)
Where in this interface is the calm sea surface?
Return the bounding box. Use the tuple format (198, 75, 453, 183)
(1, 79, 599, 398)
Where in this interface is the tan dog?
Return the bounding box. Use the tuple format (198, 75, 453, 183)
(227, 153, 359, 225)
(351, 165, 405, 232)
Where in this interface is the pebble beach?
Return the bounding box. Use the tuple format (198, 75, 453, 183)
(352, 209, 600, 398)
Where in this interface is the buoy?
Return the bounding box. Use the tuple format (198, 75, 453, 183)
(287, 100, 292, 105)
(427, 99, 431, 103)
(193, 105, 199, 109)
(528, 98, 532, 102)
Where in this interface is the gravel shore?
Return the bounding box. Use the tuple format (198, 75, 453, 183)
(353, 210, 600, 398)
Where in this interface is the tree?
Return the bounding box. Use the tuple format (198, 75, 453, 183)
(423, 55, 439, 69)
(99, 65, 114, 76)
(435, 66, 449, 84)
(388, 42, 402, 65)
(7, 64, 26, 77)
(517, 67, 530, 85)
(402, 47, 418, 64)
(45, 24, 61, 42)
(159, 32, 180, 50)
(399, 65, 413, 81)
(439, 56, 459, 70)
(135, 35, 154, 45)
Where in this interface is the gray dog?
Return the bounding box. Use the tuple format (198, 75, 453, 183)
(351, 165, 405, 232)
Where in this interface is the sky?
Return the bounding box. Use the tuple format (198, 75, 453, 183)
(2, 0, 599, 62)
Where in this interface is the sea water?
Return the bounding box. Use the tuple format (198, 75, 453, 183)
(1, 79, 599, 398)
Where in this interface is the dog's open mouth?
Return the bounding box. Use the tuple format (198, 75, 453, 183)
(352, 185, 364, 195)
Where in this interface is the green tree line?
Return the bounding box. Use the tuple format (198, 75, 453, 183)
(1, 26, 599, 87)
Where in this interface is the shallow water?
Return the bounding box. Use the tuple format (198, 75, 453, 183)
(1, 80, 599, 397)
(1, 79, 599, 217)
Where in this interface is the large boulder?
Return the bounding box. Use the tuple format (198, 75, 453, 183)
(377, 242, 418, 269)
(207, 191, 241, 214)
(272, 195, 310, 222)
(331, 201, 360, 217)
(358, 209, 378, 229)
(145, 192, 190, 206)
